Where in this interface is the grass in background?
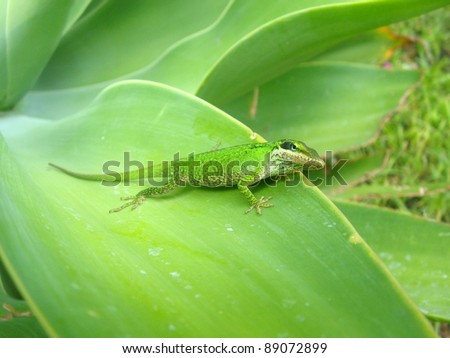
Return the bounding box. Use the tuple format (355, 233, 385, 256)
(366, 7, 450, 222)
(370, 8, 449, 337)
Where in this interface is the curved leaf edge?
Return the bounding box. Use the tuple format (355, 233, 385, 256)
(196, 0, 446, 104)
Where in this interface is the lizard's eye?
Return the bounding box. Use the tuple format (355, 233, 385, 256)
(280, 141, 299, 151)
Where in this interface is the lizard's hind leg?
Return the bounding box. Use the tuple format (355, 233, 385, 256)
(109, 179, 178, 213)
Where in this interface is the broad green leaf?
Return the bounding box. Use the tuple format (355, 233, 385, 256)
(17, 0, 449, 119)
(35, 0, 229, 88)
(0, 259, 22, 299)
(0, 0, 90, 108)
(0, 81, 434, 337)
(198, 0, 450, 105)
(36, 0, 352, 90)
(335, 201, 450, 322)
(314, 28, 397, 64)
(0, 281, 47, 337)
(222, 63, 418, 153)
(0, 316, 47, 338)
(334, 183, 450, 201)
(18, 0, 345, 118)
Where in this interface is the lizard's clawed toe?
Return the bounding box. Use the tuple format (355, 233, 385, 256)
(110, 196, 145, 213)
(245, 196, 273, 215)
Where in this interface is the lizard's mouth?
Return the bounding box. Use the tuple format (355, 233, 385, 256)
(304, 158, 325, 170)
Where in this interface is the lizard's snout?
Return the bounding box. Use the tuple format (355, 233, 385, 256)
(305, 157, 325, 170)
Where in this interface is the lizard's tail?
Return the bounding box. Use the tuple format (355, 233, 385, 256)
(49, 162, 168, 182)
(48, 163, 119, 182)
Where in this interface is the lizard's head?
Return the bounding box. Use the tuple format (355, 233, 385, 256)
(273, 140, 325, 169)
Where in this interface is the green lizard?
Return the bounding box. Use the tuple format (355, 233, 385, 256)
(49, 139, 325, 214)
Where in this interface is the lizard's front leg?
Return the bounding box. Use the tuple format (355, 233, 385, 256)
(237, 180, 272, 215)
(109, 179, 178, 213)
